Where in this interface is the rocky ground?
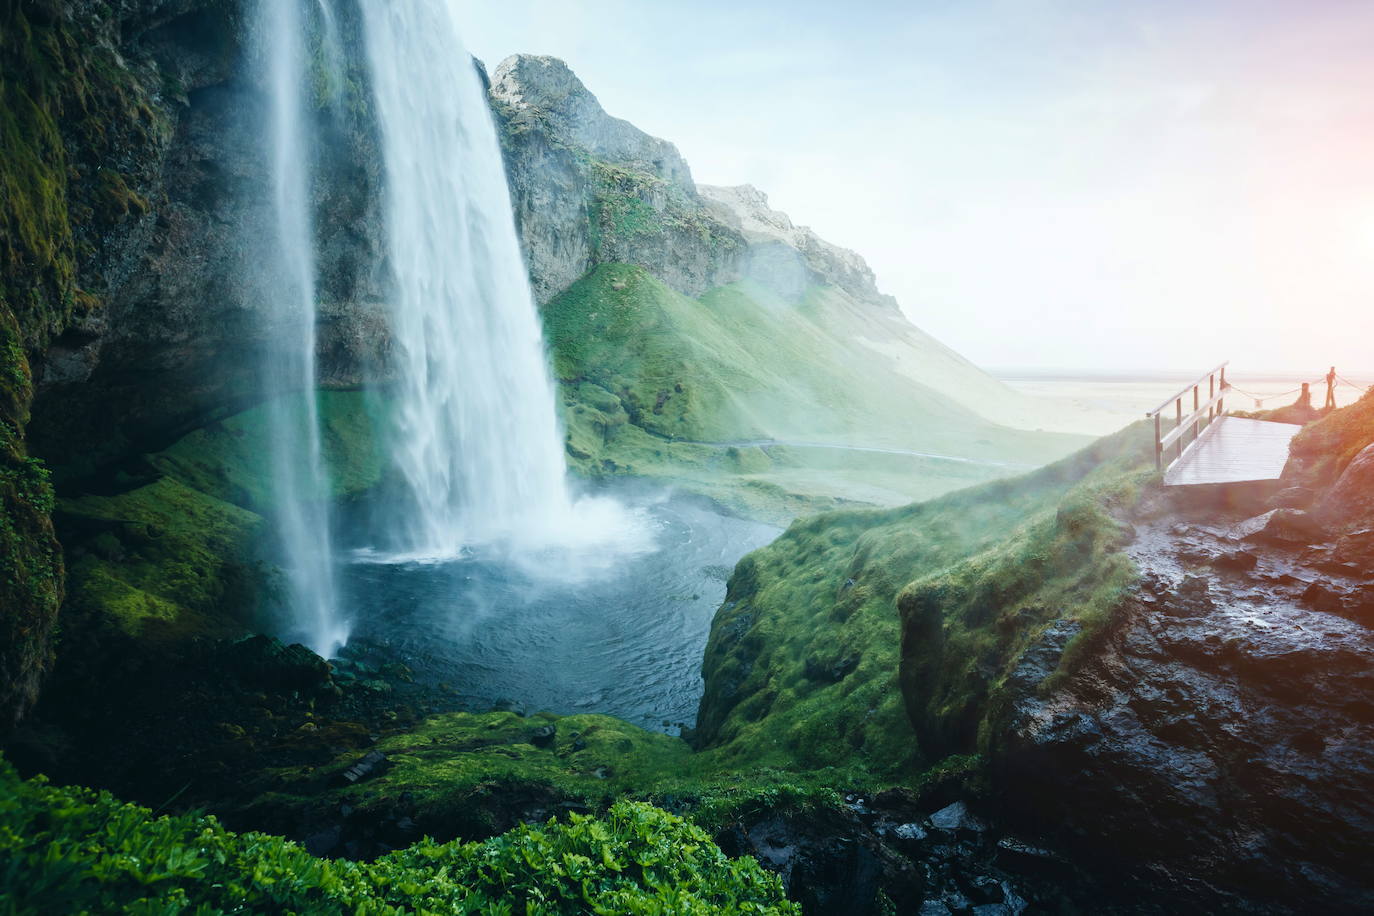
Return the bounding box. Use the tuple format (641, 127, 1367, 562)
(993, 475, 1374, 912)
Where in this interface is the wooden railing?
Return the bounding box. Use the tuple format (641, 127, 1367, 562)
(1146, 362, 1229, 471)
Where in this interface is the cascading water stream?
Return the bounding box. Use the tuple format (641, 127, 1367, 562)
(257, 0, 347, 656)
(360, 2, 611, 559)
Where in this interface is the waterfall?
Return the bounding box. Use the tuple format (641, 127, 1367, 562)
(360, 2, 582, 559)
(257, 0, 347, 655)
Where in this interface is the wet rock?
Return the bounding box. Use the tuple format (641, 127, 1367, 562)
(994, 837, 1071, 878)
(1301, 582, 1347, 614)
(303, 825, 341, 857)
(1212, 548, 1258, 572)
(529, 723, 557, 747)
(226, 636, 334, 695)
(993, 506, 1374, 912)
(1271, 486, 1317, 510)
(929, 801, 986, 837)
(335, 750, 389, 786)
(892, 822, 928, 843)
(1231, 508, 1325, 545)
(1320, 443, 1374, 530)
(1162, 575, 1215, 617)
(1334, 528, 1374, 568)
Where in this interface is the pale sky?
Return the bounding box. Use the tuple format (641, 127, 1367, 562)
(459, 0, 1374, 375)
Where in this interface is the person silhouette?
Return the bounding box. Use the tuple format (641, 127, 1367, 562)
(1325, 367, 1338, 410)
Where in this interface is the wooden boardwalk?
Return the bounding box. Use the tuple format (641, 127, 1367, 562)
(1162, 415, 1302, 487)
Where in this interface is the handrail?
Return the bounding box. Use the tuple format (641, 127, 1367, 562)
(1145, 362, 1230, 471)
(1146, 361, 1230, 417)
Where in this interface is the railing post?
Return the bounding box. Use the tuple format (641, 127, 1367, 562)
(1209, 374, 1216, 423)
(1193, 385, 1200, 443)
(1175, 397, 1183, 461)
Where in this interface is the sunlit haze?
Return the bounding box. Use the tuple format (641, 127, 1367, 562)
(461, 0, 1374, 375)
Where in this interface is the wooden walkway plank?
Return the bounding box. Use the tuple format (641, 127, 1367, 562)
(1163, 416, 1303, 487)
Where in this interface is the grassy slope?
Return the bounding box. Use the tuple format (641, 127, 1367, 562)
(1286, 388, 1374, 490)
(548, 264, 1086, 520)
(266, 424, 1153, 838)
(693, 423, 1152, 780)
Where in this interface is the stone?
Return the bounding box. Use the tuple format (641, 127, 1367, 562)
(335, 750, 388, 786)
(1320, 443, 1374, 530)
(1231, 509, 1324, 545)
(1213, 549, 1259, 572)
(1301, 582, 1346, 614)
(1272, 487, 1317, 510)
(529, 723, 557, 747)
(892, 822, 929, 842)
(929, 801, 986, 835)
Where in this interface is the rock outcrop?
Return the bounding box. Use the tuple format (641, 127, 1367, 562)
(489, 53, 744, 303)
(699, 184, 898, 309)
(985, 490, 1374, 910)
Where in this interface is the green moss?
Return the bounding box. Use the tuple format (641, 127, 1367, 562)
(53, 390, 385, 644)
(0, 311, 62, 726)
(150, 389, 385, 511)
(0, 1, 180, 724)
(0, 755, 797, 914)
(585, 158, 735, 257)
(693, 423, 1152, 779)
(254, 708, 862, 848)
(57, 476, 263, 641)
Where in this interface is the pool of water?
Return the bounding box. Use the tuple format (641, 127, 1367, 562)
(332, 484, 779, 733)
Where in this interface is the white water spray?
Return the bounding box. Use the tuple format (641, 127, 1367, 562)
(361, 3, 644, 562)
(258, 0, 347, 655)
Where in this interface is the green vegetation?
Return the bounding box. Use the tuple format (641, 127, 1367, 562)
(0, 756, 796, 915)
(151, 389, 385, 509)
(548, 264, 1084, 520)
(694, 424, 1153, 778)
(0, 0, 184, 724)
(1287, 388, 1374, 490)
(58, 477, 262, 641)
(57, 390, 381, 643)
(39, 388, 378, 647)
(256, 709, 857, 839)
(585, 157, 737, 257)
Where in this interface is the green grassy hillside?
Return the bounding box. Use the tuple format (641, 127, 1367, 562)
(548, 264, 1087, 518)
(693, 424, 1152, 779)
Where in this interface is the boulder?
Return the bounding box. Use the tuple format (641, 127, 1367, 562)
(1230, 508, 1325, 546)
(929, 802, 987, 837)
(1271, 487, 1317, 510)
(1320, 443, 1374, 531)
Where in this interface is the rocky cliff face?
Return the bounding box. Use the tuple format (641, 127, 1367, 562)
(698, 184, 899, 310)
(488, 53, 745, 304)
(0, 0, 390, 725)
(27, 1, 388, 482)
